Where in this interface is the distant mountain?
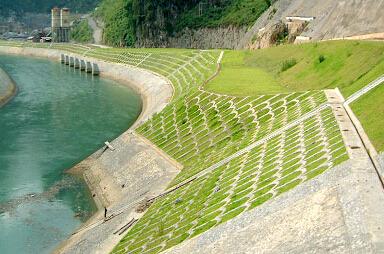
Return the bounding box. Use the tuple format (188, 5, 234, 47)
(0, 0, 100, 16)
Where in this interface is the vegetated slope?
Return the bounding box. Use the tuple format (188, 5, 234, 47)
(206, 40, 384, 152)
(207, 41, 384, 97)
(95, 0, 272, 47)
(115, 106, 347, 254)
(75, 45, 345, 253)
(0, 0, 99, 16)
(351, 85, 384, 152)
(0, 40, 219, 99)
(71, 20, 93, 43)
(0, 40, 351, 253)
(113, 68, 348, 253)
(107, 43, 350, 254)
(137, 90, 329, 186)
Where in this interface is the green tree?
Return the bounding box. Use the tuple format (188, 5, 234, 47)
(71, 20, 93, 43)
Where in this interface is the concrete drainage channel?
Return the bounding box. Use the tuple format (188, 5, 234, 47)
(61, 54, 100, 76)
(341, 76, 384, 185)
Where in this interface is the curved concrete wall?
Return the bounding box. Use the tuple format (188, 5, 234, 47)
(0, 66, 17, 107)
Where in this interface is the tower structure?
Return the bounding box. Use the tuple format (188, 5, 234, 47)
(51, 7, 60, 42)
(51, 7, 70, 42)
(60, 8, 70, 42)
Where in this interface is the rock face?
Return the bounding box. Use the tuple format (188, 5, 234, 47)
(239, 0, 384, 49)
(135, 26, 248, 49)
(249, 21, 287, 49)
(135, 0, 384, 49)
(248, 18, 310, 49)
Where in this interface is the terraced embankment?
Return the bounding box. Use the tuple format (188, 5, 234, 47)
(0, 41, 383, 253)
(0, 66, 17, 107)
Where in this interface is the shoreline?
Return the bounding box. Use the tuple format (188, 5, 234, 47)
(0, 45, 175, 253)
(0, 66, 18, 107)
(0, 46, 173, 128)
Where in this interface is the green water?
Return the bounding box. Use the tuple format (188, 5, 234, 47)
(0, 54, 142, 253)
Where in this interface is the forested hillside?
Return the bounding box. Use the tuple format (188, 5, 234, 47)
(0, 0, 99, 16)
(97, 0, 274, 47)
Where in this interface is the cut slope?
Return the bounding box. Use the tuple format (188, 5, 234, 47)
(238, 0, 384, 48)
(96, 0, 270, 47)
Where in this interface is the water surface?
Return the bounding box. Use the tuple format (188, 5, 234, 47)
(0, 54, 142, 254)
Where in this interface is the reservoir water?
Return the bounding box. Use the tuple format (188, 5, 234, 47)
(0, 54, 142, 253)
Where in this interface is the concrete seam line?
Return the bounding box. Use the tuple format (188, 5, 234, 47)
(344, 75, 384, 105)
(217, 51, 225, 64)
(136, 53, 152, 67)
(166, 102, 331, 190)
(342, 76, 384, 187)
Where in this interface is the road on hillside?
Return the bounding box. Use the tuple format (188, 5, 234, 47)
(84, 15, 103, 45)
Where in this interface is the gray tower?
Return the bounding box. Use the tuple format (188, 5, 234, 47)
(51, 7, 70, 42)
